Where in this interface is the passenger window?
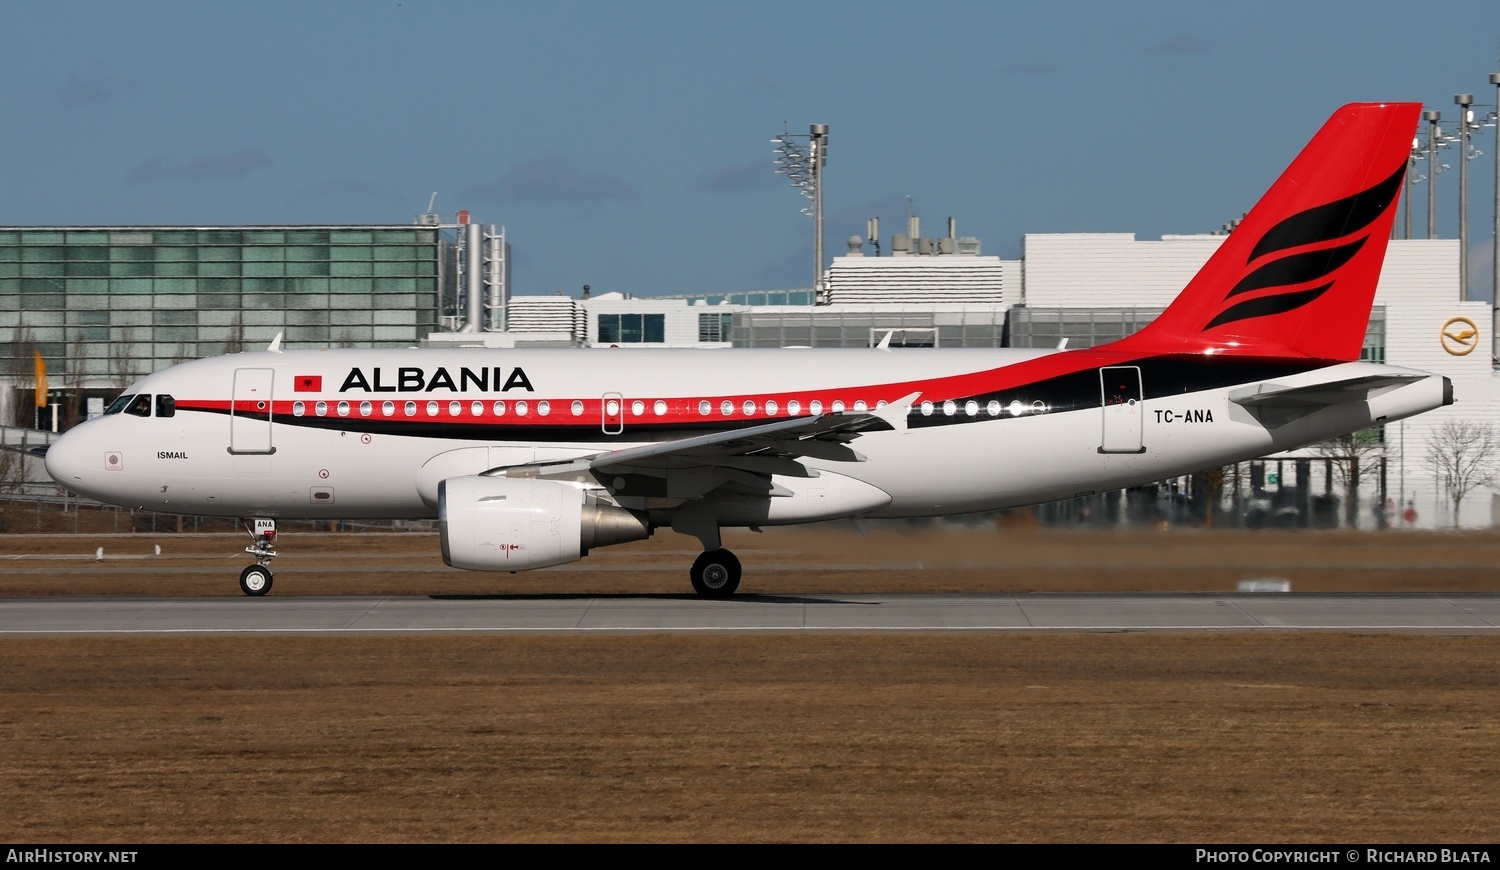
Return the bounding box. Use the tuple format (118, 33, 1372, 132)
(155, 395, 176, 418)
(125, 395, 152, 417)
(104, 394, 136, 415)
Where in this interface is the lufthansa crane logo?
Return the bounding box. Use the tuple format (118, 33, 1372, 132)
(1441, 317, 1479, 356)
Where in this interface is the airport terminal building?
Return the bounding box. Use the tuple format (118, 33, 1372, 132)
(0, 225, 447, 393)
(2, 219, 1494, 528)
(473, 231, 1493, 528)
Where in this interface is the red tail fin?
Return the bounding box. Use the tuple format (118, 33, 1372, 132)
(1116, 102, 1420, 360)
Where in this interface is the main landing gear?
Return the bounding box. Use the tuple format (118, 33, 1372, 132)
(240, 518, 278, 596)
(690, 549, 741, 598)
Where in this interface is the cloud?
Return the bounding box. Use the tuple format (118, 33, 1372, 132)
(128, 149, 271, 182)
(463, 153, 637, 205)
(693, 159, 780, 193)
(1148, 35, 1209, 55)
(59, 66, 111, 107)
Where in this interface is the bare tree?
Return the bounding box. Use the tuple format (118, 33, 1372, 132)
(1423, 420, 1499, 527)
(8, 327, 37, 427)
(1193, 465, 1229, 528)
(223, 312, 246, 355)
(0, 449, 30, 494)
(61, 332, 90, 430)
(1311, 429, 1385, 527)
(106, 337, 134, 389)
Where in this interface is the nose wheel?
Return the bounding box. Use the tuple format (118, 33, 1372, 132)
(240, 518, 278, 597)
(239, 564, 273, 596)
(690, 549, 741, 598)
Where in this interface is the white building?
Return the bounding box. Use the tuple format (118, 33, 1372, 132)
(1019, 233, 1497, 528)
(480, 231, 1494, 528)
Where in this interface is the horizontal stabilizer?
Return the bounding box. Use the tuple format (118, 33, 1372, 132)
(1229, 374, 1424, 410)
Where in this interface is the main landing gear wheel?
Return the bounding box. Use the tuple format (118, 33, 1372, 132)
(239, 564, 273, 597)
(690, 549, 741, 598)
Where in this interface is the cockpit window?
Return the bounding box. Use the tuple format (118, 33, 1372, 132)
(155, 394, 175, 418)
(124, 394, 152, 418)
(104, 394, 136, 415)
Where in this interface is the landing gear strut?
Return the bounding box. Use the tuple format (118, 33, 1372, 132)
(690, 549, 741, 598)
(240, 518, 277, 596)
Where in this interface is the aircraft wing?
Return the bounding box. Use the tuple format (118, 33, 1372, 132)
(501, 394, 918, 501)
(593, 410, 890, 472)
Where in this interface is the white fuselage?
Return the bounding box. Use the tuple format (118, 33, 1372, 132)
(44, 346, 1449, 524)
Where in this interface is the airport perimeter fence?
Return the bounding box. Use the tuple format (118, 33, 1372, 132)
(1028, 456, 1401, 531)
(0, 488, 437, 536)
(0, 455, 1403, 535)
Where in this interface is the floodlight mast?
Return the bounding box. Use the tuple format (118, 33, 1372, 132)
(1492, 71, 1500, 353)
(773, 123, 829, 301)
(1457, 94, 1474, 301)
(1424, 110, 1450, 240)
(1405, 135, 1424, 240)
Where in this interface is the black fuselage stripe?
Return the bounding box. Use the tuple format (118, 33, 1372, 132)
(183, 355, 1333, 442)
(906, 355, 1328, 429)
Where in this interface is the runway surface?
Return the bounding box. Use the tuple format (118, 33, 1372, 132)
(3, 592, 1500, 635)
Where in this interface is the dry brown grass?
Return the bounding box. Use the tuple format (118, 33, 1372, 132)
(2, 526, 1499, 842)
(1, 634, 1497, 843)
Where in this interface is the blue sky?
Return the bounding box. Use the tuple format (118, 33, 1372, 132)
(3, 1, 1499, 299)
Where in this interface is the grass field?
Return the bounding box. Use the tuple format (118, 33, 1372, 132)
(2, 525, 1498, 842)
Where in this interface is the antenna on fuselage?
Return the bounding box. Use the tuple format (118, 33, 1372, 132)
(267, 332, 283, 353)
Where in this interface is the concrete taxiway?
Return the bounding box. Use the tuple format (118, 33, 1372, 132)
(1, 592, 1499, 636)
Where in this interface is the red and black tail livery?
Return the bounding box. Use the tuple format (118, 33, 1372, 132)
(1118, 102, 1420, 361)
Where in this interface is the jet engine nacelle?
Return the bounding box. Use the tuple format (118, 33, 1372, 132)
(439, 475, 650, 572)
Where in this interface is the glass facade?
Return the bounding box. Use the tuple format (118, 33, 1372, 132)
(730, 309, 1005, 348)
(597, 313, 665, 344)
(1007, 306, 1387, 360)
(0, 226, 446, 385)
(697, 312, 733, 343)
(1005, 307, 1165, 350)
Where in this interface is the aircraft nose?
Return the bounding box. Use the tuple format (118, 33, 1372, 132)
(44, 427, 113, 500)
(44, 430, 86, 488)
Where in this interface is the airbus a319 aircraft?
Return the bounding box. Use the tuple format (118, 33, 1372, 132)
(45, 102, 1450, 597)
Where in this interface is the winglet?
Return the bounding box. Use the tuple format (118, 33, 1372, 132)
(267, 332, 283, 353)
(875, 331, 894, 351)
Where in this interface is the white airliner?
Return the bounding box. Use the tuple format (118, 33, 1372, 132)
(45, 102, 1450, 597)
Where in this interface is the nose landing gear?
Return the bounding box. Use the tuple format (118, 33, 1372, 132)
(240, 518, 277, 596)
